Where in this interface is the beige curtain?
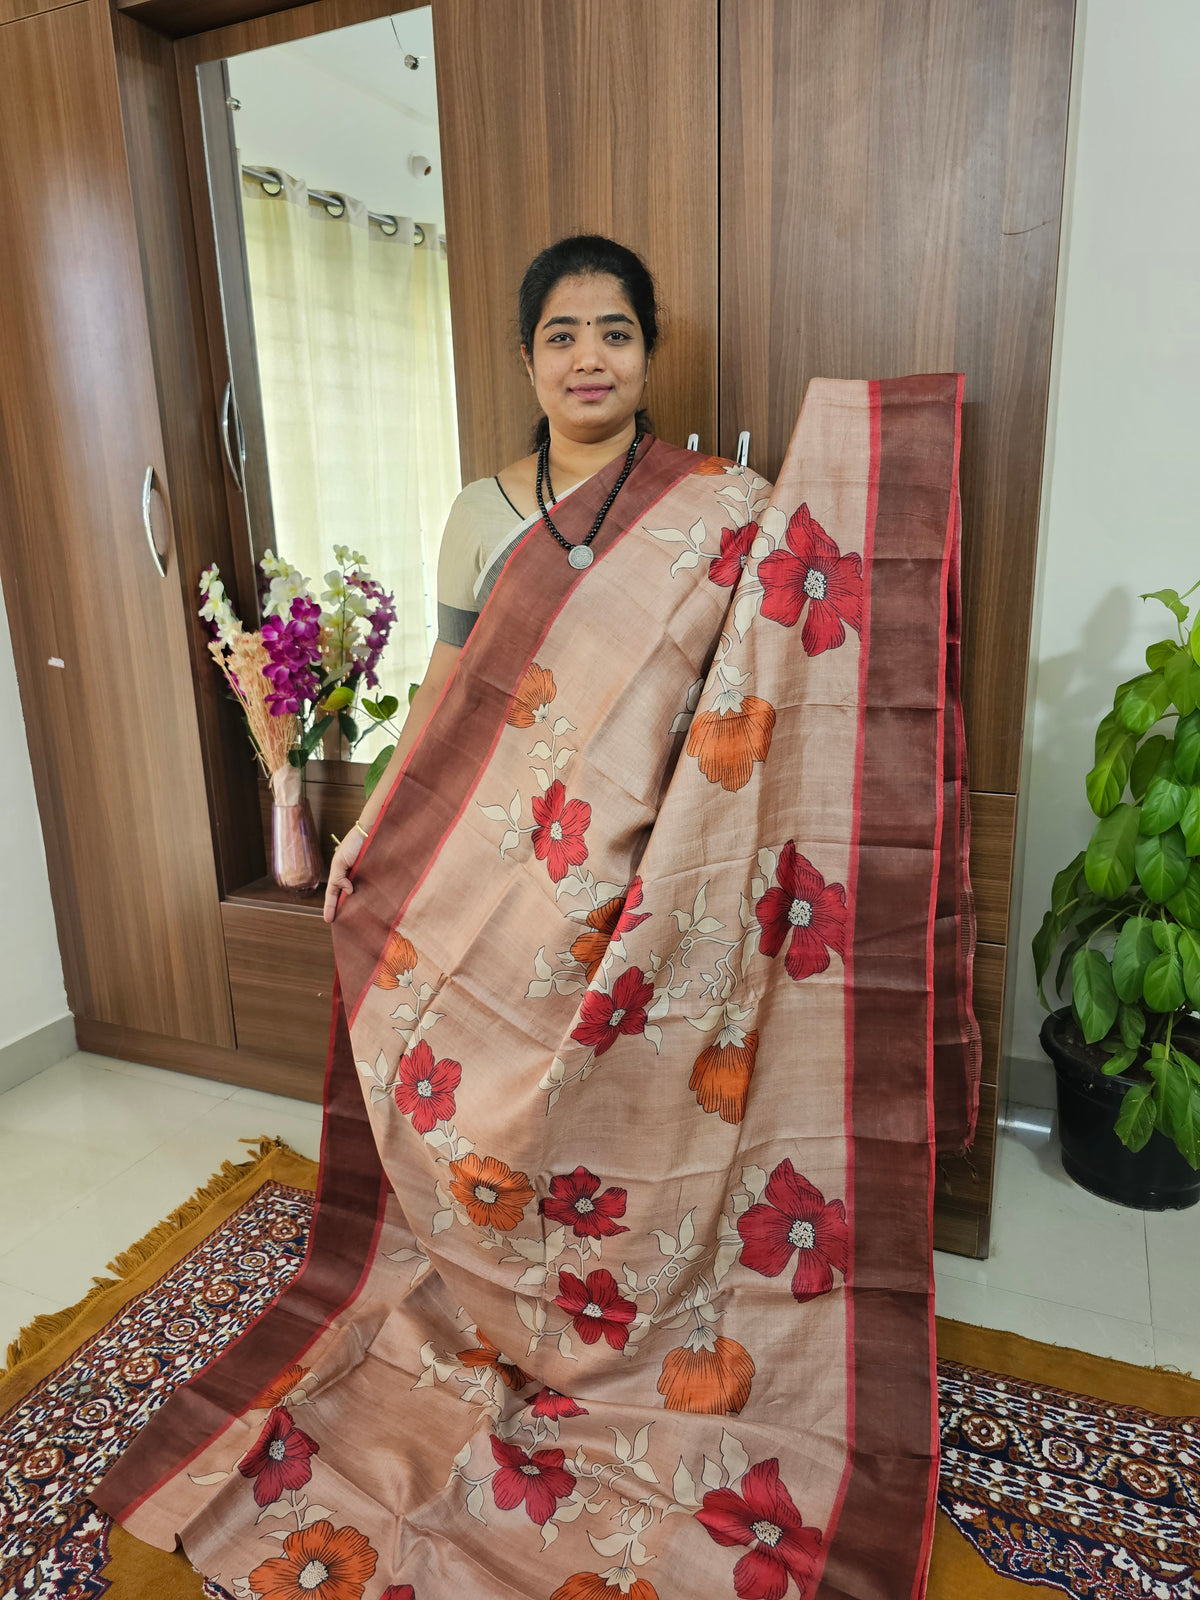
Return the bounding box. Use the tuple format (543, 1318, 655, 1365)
(240, 171, 460, 759)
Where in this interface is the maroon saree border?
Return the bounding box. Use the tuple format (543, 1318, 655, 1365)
(815, 373, 963, 1600)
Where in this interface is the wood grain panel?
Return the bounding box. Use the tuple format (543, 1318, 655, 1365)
(934, 939, 1006, 1257)
(720, 0, 1074, 793)
(175, 0, 424, 63)
(222, 902, 334, 1071)
(77, 1014, 325, 1101)
(969, 790, 1016, 945)
(117, 0, 321, 36)
(0, 0, 78, 24)
(0, 0, 233, 1044)
(433, 0, 718, 480)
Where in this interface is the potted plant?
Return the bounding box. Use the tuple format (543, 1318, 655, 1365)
(1033, 583, 1200, 1209)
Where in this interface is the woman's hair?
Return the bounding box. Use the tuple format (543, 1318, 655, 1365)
(517, 234, 661, 450)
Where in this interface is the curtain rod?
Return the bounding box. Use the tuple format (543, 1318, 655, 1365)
(242, 165, 444, 247)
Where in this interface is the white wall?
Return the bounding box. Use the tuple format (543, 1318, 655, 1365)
(1007, 0, 1200, 1093)
(0, 573, 68, 1056)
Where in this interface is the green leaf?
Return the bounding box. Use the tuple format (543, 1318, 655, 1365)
(1152, 919, 1180, 953)
(1101, 1045, 1138, 1076)
(1050, 850, 1086, 915)
(1179, 928, 1200, 1009)
(1135, 824, 1190, 901)
(322, 684, 355, 713)
(297, 714, 331, 758)
(1173, 1047, 1200, 1088)
(1118, 1001, 1146, 1048)
(377, 694, 400, 719)
(1155, 1057, 1200, 1168)
(1113, 915, 1159, 1001)
(360, 697, 381, 719)
(1084, 803, 1141, 897)
(1168, 862, 1200, 926)
(1053, 910, 1111, 998)
(1175, 710, 1200, 782)
(1192, 622, 1200, 668)
(337, 709, 359, 745)
(1129, 735, 1169, 802)
(1146, 639, 1178, 671)
(1118, 672, 1171, 735)
(1086, 730, 1137, 816)
(1114, 1079, 1157, 1151)
(363, 742, 396, 799)
(1165, 650, 1200, 716)
(1140, 764, 1187, 835)
(408, 681, 421, 704)
(1094, 708, 1123, 764)
(1182, 786, 1200, 855)
(1071, 946, 1119, 1043)
(1032, 906, 1065, 1001)
(1144, 944, 1186, 1012)
(1141, 588, 1190, 624)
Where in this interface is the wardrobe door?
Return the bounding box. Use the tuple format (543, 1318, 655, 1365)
(0, 0, 234, 1044)
(432, 0, 718, 478)
(720, 0, 1076, 1254)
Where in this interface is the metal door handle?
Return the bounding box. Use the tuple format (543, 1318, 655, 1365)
(686, 432, 699, 452)
(142, 466, 168, 578)
(736, 430, 750, 467)
(220, 379, 245, 490)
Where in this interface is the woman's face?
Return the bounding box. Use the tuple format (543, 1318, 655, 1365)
(522, 272, 649, 442)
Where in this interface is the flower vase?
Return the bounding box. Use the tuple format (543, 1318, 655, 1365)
(269, 766, 323, 893)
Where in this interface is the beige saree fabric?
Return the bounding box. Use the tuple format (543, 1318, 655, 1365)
(95, 375, 977, 1600)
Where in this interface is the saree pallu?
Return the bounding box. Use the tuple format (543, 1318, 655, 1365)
(95, 374, 980, 1600)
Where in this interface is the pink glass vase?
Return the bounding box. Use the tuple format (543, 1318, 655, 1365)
(270, 796, 323, 893)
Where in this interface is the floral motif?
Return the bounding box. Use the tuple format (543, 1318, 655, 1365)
(237, 1407, 318, 1506)
(555, 1268, 637, 1350)
(508, 662, 557, 727)
(687, 696, 776, 793)
(379, 1589, 416, 1600)
(737, 1159, 849, 1303)
(530, 1386, 589, 1420)
(531, 779, 592, 882)
(448, 1154, 534, 1231)
(456, 1331, 530, 1391)
(691, 1029, 759, 1124)
(375, 931, 416, 989)
(658, 1331, 755, 1415)
(569, 877, 650, 980)
(709, 522, 759, 588)
(696, 1458, 822, 1600)
(393, 1040, 461, 1135)
(253, 1364, 310, 1410)
(540, 1166, 629, 1238)
(759, 503, 863, 657)
(551, 1577, 659, 1600)
(755, 842, 846, 982)
(571, 967, 654, 1057)
(260, 594, 323, 716)
(489, 1435, 577, 1524)
(247, 1519, 378, 1600)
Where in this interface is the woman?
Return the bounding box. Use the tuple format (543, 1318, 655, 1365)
(96, 237, 978, 1599)
(322, 236, 661, 924)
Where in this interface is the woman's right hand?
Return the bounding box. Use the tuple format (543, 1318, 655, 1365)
(323, 827, 366, 923)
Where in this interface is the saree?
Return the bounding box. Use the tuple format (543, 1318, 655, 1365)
(94, 373, 980, 1600)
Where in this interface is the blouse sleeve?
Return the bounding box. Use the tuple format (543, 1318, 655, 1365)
(435, 488, 484, 647)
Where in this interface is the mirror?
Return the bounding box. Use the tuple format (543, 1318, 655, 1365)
(197, 8, 460, 767)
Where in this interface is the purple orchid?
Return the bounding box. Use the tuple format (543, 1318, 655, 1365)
(261, 595, 323, 716)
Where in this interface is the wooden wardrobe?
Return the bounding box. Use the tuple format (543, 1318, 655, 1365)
(0, 0, 1076, 1256)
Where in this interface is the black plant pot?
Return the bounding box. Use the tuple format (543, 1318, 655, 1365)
(1040, 1007, 1200, 1211)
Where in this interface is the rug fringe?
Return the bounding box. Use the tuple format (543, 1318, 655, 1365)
(3, 1136, 301, 1376)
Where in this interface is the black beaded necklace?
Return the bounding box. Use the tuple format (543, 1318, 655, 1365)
(536, 428, 644, 570)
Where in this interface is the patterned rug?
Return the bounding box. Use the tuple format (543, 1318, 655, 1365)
(1, 1141, 1197, 1600)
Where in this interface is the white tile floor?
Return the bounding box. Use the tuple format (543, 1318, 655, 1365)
(0, 1051, 1196, 1375)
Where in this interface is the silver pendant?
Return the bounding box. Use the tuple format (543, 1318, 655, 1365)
(568, 544, 594, 569)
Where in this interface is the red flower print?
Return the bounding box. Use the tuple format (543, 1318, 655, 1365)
(570, 966, 654, 1056)
(392, 1039, 461, 1134)
(570, 877, 650, 979)
(380, 1591, 416, 1600)
(540, 1166, 629, 1238)
(737, 1159, 849, 1302)
(759, 503, 863, 656)
(755, 842, 846, 982)
(237, 1407, 318, 1507)
(696, 1457, 822, 1600)
(489, 1434, 577, 1524)
(555, 1268, 637, 1350)
(531, 779, 591, 882)
(456, 1331, 530, 1391)
(709, 522, 759, 588)
(248, 1519, 377, 1600)
(530, 1386, 589, 1420)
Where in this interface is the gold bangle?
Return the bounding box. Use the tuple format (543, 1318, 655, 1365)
(352, 820, 370, 841)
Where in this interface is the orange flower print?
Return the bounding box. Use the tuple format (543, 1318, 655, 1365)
(375, 930, 417, 990)
(569, 877, 650, 980)
(507, 662, 556, 727)
(456, 1331, 531, 1391)
(686, 695, 775, 792)
(657, 1330, 755, 1415)
(552, 1576, 659, 1600)
(448, 1153, 534, 1231)
(690, 1021, 759, 1124)
(253, 1363, 310, 1410)
(248, 1519, 377, 1600)
(693, 454, 731, 476)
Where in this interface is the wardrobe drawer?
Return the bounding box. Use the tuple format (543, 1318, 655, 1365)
(222, 902, 334, 1072)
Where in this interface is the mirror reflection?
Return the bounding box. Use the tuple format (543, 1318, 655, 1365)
(201, 7, 459, 766)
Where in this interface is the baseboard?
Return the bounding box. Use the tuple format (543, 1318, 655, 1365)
(0, 1013, 77, 1094)
(1004, 1050, 1057, 1112)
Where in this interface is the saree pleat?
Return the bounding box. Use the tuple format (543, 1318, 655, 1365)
(94, 374, 976, 1600)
